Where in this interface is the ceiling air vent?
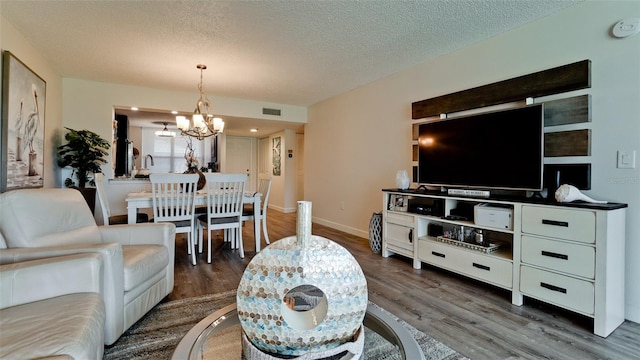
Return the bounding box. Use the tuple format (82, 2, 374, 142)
(262, 108, 281, 116)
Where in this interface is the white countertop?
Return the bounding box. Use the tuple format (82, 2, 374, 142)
(109, 177, 150, 183)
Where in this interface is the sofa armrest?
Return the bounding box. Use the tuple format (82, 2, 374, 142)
(99, 223, 176, 299)
(0, 243, 125, 344)
(99, 223, 175, 249)
(0, 242, 120, 265)
(0, 253, 103, 309)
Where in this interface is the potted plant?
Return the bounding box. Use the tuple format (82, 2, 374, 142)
(57, 127, 110, 213)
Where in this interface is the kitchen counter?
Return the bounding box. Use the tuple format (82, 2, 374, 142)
(109, 177, 150, 183)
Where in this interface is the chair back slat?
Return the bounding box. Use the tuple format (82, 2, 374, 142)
(150, 173, 199, 223)
(94, 172, 111, 224)
(256, 174, 272, 210)
(203, 173, 247, 223)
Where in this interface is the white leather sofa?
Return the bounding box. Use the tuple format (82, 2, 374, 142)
(0, 253, 105, 359)
(0, 188, 176, 345)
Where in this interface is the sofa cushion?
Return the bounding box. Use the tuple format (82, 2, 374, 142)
(0, 189, 102, 248)
(122, 244, 170, 292)
(0, 293, 105, 360)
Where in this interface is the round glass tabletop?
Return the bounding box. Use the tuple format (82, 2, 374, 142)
(172, 303, 425, 360)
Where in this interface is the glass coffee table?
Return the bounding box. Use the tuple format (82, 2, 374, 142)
(173, 303, 425, 360)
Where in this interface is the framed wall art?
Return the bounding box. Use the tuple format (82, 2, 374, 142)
(272, 136, 281, 176)
(1, 51, 46, 192)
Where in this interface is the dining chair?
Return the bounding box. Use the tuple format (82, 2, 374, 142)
(241, 173, 272, 246)
(197, 173, 247, 263)
(95, 172, 149, 225)
(150, 173, 199, 265)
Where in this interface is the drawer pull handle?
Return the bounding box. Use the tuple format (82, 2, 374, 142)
(472, 263, 490, 271)
(541, 250, 568, 260)
(541, 219, 569, 227)
(408, 229, 413, 243)
(540, 282, 567, 294)
(431, 251, 445, 258)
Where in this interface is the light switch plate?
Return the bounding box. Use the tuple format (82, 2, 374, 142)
(617, 150, 636, 169)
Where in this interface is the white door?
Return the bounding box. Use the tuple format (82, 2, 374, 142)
(226, 136, 256, 192)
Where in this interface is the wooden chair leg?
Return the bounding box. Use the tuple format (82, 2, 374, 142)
(198, 223, 205, 265)
(237, 227, 244, 259)
(228, 229, 236, 249)
(262, 215, 270, 245)
(198, 225, 204, 253)
(189, 230, 196, 266)
(207, 227, 213, 264)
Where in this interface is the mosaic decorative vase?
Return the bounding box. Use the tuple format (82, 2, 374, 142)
(237, 201, 368, 357)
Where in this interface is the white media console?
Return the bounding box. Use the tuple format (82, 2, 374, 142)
(382, 189, 627, 337)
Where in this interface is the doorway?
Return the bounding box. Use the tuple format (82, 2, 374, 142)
(225, 136, 257, 192)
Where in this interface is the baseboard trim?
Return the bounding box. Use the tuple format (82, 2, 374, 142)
(625, 302, 640, 324)
(268, 204, 297, 213)
(266, 206, 368, 240)
(312, 217, 368, 239)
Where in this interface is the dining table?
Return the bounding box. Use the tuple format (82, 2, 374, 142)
(125, 190, 264, 252)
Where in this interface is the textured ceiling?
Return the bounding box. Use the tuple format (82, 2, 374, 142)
(2, 1, 581, 136)
(2, 1, 580, 107)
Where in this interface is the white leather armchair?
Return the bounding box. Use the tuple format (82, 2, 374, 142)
(0, 188, 176, 345)
(0, 253, 105, 359)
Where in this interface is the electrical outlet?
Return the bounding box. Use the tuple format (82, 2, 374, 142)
(340, 201, 345, 210)
(617, 150, 636, 169)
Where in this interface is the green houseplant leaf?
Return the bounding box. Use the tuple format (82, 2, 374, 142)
(57, 127, 110, 188)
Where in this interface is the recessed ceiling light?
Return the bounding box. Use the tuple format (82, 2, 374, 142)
(131, 106, 139, 111)
(250, 128, 258, 132)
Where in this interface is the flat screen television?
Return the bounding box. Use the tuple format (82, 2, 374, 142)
(418, 104, 544, 192)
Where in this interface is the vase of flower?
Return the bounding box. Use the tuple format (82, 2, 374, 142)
(184, 137, 206, 190)
(184, 166, 206, 190)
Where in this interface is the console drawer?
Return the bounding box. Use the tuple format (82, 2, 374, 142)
(419, 241, 512, 288)
(386, 212, 415, 226)
(522, 206, 595, 244)
(520, 265, 594, 315)
(521, 236, 595, 279)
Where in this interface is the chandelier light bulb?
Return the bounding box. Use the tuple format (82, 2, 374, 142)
(193, 114, 205, 129)
(213, 117, 224, 132)
(176, 116, 189, 131)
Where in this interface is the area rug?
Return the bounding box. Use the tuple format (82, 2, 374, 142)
(104, 290, 467, 360)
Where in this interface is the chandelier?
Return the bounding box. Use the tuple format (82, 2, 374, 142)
(176, 64, 225, 140)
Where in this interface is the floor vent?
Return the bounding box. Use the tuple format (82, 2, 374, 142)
(262, 108, 281, 116)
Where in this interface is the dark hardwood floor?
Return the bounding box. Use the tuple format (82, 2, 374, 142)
(168, 210, 640, 360)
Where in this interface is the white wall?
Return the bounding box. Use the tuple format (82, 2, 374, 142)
(1, 14, 63, 188)
(62, 79, 307, 180)
(306, 1, 640, 322)
(61, 79, 307, 218)
(266, 129, 299, 213)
